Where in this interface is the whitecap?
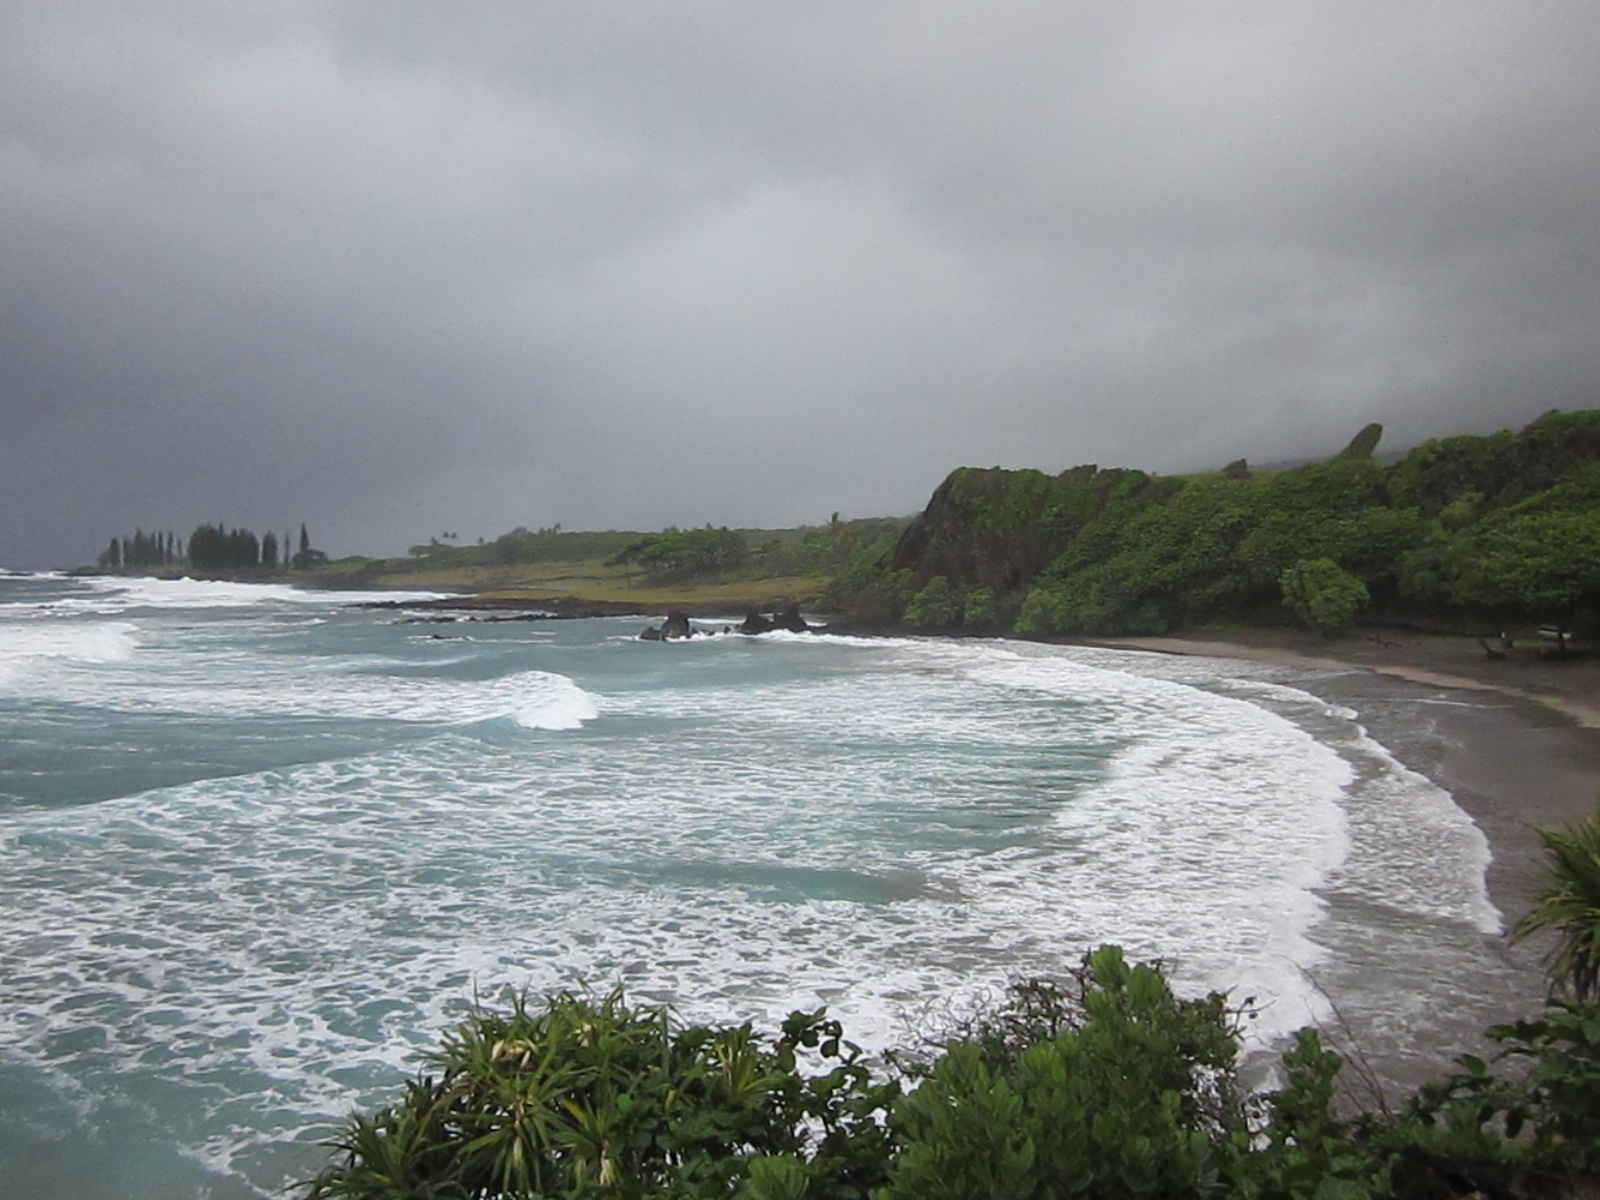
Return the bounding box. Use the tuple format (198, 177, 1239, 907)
(0, 620, 140, 688)
(46, 575, 450, 614)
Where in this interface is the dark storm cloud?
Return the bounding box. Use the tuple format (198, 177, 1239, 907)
(4, 1, 1600, 566)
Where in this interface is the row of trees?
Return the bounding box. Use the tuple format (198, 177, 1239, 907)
(98, 528, 183, 570)
(607, 526, 751, 582)
(307, 808, 1600, 1198)
(366, 515, 908, 586)
(825, 409, 1600, 637)
(98, 523, 323, 573)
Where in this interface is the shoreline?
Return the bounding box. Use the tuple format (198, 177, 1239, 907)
(1071, 628, 1600, 1096)
(1088, 629, 1600, 987)
(1085, 630, 1600, 730)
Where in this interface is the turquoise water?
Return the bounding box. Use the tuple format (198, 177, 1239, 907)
(0, 573, 1509, 1197)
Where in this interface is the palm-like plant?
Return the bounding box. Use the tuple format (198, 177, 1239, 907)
(1511, 807, 1600, 1001)
(305, 988, 896, 1199)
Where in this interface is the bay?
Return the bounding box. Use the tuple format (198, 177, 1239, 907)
(0, 572, 1510, 1198)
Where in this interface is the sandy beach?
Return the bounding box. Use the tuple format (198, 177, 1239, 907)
(1095, 630, 1600, 915)
(1087, 628, 1600, 1095)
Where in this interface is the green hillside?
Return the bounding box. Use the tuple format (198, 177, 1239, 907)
(824, 409, 1600, 638)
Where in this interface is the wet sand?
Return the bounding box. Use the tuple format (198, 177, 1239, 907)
(1093, 630, 1600, 922)
(1079, 629, 1600, 1098)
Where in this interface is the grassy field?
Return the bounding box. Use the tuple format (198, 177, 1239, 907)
(321, 555, 834, 612)
(304, 517, 912, 611)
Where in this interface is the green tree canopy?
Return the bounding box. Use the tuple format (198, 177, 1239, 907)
(1280, 557, 1369, 635)
(607, 527, 748, 582)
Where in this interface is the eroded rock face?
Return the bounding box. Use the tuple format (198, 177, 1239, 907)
(737, 604, 816, 635)
(645, 606, 822, 640)
(641, 610, 696, 640)
(771, 603, 809, 633)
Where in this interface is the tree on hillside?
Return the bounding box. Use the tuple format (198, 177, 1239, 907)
(291, 523, 326, 570)
(1280, 558, 1368, 636)
(1016, 475, 1261, 636)
(902, 576, 960, 629)
(1447, 508, 1600, 629)
(606, 527, 747, 582)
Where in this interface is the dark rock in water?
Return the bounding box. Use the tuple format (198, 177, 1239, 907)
(641, 612, 694, 640)
(738, 603, 817, 634)
(772, 603, 810, 633)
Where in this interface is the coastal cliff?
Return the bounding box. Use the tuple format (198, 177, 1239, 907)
(825, 408, 1600, 639)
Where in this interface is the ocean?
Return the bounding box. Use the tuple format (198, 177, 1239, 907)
(0, 572, 1525, 1198)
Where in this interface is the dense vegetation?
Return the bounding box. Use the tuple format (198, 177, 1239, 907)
(306, 958, 1600, 1200)
(88, 513, 909, 607)
(88, 410, 1600, 631)
(608, 528, 752, 583)
(391, 517, 905, 583)
(97, 522, 324, 572)
(307, 809, 1600, 1198)
(824, 409, 1600, 638)
(98, 527, 184, 570)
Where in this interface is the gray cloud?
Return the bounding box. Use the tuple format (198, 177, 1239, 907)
(4, 1, 1599, 566)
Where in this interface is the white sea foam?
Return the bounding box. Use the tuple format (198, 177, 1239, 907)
(1, 627, 599, 731)
(1331, 719, 1500, 934)
(0, 614, 1516, 1198)
(892, 640, 1354, 1035)
(0, 619, 140, 687)
(35, 575, 448, 614)
(1082, 657, 1502, 932)
(171, 666, 597, 730)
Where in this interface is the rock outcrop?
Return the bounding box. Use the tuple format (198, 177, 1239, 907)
(737, 603, 816, 635)
(640, 610, 696, 640)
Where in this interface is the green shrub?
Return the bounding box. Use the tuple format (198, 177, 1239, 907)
(307, 951, 1600, 1199)
(306, 989, 895, 1200)
(880, 947, 1249, 1200)
(1384, 999, 1600, 1197)
(960, 586, 997, 629)
(903, 576, 960, 630)
(1280, 558, 1369, 636)
(1511, 807, 1600, 1002)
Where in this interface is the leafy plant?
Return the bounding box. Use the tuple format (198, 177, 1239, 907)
(305, 988, 895, 1199)
(902, 576, 959, 629)
(1280, 558, 1369, 636)
(607, 527, 750, 582)
(307, 949, 1600, 1199)
(1511, 807, 1600, 1002)
(880, 946, 1251, 1200)
(1387, 998, 1600, 1197)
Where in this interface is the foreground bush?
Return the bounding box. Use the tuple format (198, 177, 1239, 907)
(307, 950, 1600, 1199)
(1511, 807, 1600, 1003)
(305, 988, 894, 1200)
(882, 946, 1252, 1199)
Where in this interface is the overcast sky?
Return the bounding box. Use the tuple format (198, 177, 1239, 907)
(5, 2, 1599, 566)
